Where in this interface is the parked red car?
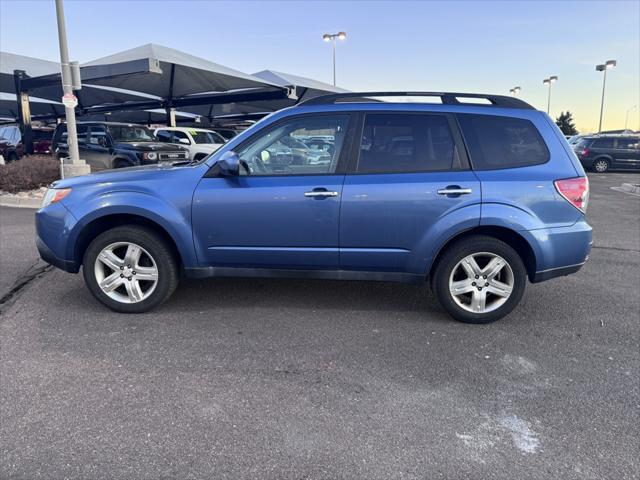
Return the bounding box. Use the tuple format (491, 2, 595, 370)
(32, 126, 54, 154)
(0, 124, 54, 161)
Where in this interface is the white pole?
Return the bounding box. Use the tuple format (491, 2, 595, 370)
(598, 68, 608, 133)
(55, 0, 80, 164)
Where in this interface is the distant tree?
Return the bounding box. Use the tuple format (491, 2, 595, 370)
(555, 111, 578, 135)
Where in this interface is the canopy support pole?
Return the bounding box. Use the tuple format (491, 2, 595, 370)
(165, 63, 177, 126)
(166, 107, 176, 127)
(13, 70, 34, 155)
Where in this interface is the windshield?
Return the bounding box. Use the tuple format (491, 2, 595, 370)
(107, 125, 155, 142)
(190, 130, 225, 144)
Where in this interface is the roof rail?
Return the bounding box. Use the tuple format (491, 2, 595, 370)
(298, 91, 535, 110)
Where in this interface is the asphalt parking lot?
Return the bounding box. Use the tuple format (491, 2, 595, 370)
(1, 172, 639, 480)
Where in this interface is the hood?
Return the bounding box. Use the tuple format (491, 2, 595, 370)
(52, 162, 200, 189)
(114, 141, 187, 152)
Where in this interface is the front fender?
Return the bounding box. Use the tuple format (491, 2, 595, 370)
(65, 190, 198, 268)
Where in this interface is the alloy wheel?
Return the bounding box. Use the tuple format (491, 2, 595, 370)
(94, 242, 159, 304)
(594, 160, 609, 173)
(448, 252, 515, 314)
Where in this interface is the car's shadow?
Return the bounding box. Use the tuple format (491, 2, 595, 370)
(163, 277, 437, 315)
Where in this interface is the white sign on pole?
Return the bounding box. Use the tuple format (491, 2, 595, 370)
(61, 93, 78, 109)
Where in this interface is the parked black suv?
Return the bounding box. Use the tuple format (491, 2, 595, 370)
(573, 134, 640, 173)
(52, 122, 189, 171)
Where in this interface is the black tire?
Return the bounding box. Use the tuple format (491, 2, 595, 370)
(591, 158, 610, 173)
(431, 235, 527, 324)
(82, 225, 179, 313)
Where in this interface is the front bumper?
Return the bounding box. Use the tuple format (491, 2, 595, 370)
(36, 236, 78, 273)
(35, 202, 80, 273)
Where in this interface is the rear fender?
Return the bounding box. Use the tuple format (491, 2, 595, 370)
(409, 204, 481, 274)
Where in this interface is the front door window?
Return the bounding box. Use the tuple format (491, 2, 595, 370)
(235, 115, 350, 176)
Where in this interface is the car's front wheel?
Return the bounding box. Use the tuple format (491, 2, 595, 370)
(82, 225, 179, 313)
(432, 236, 527, 324)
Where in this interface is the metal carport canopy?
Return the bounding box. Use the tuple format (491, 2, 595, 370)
(1, 51, 156, 112)
(79, 43, 291, 112)
(179, 69, 349, 123)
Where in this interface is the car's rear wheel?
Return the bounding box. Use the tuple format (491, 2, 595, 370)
(592, 158, 610, 173)
(82, 225, 179, 313)
(432, 236, 527, 324)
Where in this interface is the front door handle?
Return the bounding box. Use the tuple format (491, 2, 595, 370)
(304, 190, 339, 198)
(437, 187, 473, 196)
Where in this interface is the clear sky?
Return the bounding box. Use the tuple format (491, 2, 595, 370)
(1, 0, 638, 133)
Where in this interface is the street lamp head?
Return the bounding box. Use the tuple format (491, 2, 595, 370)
(338, 31, 347, 40)
(596, 64, 605, 71)
(543, 79, 550, 85)
(550, 76, 558, 83)
(514, 86, 521, 93)
(323, 34, 331, 42)
(509, 89, 515, 95)
(605, 60, 617, 69)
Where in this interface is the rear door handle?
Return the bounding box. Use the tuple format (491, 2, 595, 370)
(304, 190, 339, 198)
(437, 187, 472, 195)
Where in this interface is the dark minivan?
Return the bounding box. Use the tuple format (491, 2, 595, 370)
(52, 122, 189, 171)
(574, 134, 640, 173)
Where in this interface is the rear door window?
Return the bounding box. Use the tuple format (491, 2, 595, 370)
(156, 130, 173, 143)
(356, 113, 457, 173)
(592, 138, 614, 149)
(457, 114, 549, 170)
(616, 137, 640, 150)
(173, 130, 190, 144)
(88, 126, 109, 146)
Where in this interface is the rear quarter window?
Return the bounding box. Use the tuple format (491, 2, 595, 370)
(457, 114, 549, 170)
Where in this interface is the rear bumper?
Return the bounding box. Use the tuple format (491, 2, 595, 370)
(528, 219, 592, 283)
(532, 261, 585, 282)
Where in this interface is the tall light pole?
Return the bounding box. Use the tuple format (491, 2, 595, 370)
(625, 105, 637, 130)
(322, 31, 346, 86)
(509, 86, 521, 97)
(55, 0, 89, 177)
(542, 76, 558, 115)
(596, 60, 616, 133)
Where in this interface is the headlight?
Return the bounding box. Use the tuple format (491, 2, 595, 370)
(143, 152, 158, 161)
(41, 188, 71, 208)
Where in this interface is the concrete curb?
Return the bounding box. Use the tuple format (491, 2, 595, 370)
(611, 183, 640, 197)
(0, 195, 41, 209)
(620, 183, 640, 195)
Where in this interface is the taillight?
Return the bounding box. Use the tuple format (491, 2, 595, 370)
(554, 177, 589, 213)
(579, 147, 589, 158)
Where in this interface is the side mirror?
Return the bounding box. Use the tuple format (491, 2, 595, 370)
(178, 137, 190, 145)
(217, 151, 240, 176)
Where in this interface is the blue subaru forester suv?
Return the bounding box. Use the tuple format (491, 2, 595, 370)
(36, 92, 592, 323)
